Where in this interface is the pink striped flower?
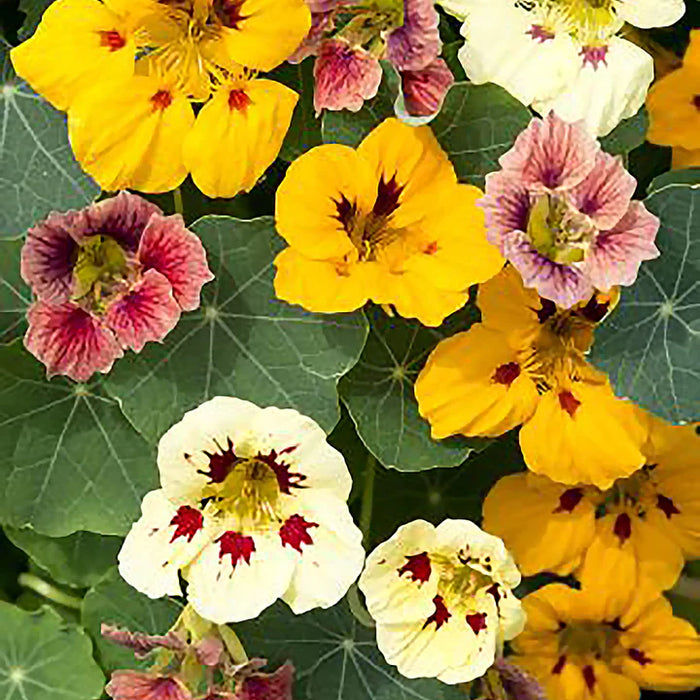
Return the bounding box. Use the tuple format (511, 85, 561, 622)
(106, 671, 192, 700)
(20, 192, 213, 382)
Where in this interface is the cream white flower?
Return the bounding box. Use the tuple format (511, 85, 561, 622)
(118, 397, 365, 623)
(358, 519, 525, 684)
(439, 0, 685, 136)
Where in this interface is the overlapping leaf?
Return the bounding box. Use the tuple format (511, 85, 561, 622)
(0, 44, 98, 238)
(0, 237, 27, 343)
(599, 108, 648, 156)
(236, 600, 465, 700)
(590, 177, 700, 422)
(0, 342, 158, 536)
(0, 601, 104, 700)
(105, 216, 368, 444)
(339, 305, 487, 472)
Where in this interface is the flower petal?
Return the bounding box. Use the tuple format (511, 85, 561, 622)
(386, 0, 441, 72)
(399, 58, 454, 117)
(616, 0, 686, 28)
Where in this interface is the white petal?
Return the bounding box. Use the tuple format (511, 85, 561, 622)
(186, 529, 297, 623)
(359, 520, 439, 625)
(615, 0, 685, 28)
(157, 396, 264, 500)
(117, 489, 215, 599)
(436, 626, 497, 684)
(458, 5, 580, 106)
(494, 586, 527, 641)
(281, 491, 365, 614)
(532, 37, 654, 136)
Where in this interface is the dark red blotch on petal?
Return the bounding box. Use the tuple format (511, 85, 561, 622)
(334, 194, 358, 233)
(493, 362, 520, 387)
(582, 665, 596, 692)
(373, 174, 404, 219)
(201, 437, 240, 483)
(228, 89, 252, 112)
(466, 612, 488, 635)
(558, 390, 581, 417)
(656, 494, 681, 519)
(279, 514, 318, 553)
(151, 90, 173, 111)
(628, 648, 652, 666)
(215, 0, 248, 28)
(552, 655, 566, 674)
(99, 30, 127, 51)
(217, 531, 255, 567)
(397, 552, 431, 584)
(554, 488, 584, 514)
(613, 512, 632, 544)
(536, 298, 557, 323)
(255, 447, 305, 494)
(693, 95, 700, 110)
(169, 505, 204, 543)
(423, 595, 451, 630)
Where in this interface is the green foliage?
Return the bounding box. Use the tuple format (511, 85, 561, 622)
(104, 216, 368, 443)
(599, 108, 649, 156)
(590, 175, 700, 423)
(0, 600, 104, 700)
(0, 237, 26, 343)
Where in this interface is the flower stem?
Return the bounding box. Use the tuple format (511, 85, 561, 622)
(18, 573, 83, 610)
(217, 624, 249, 665)
(359, 453, 376, 545)
(173, 186, 184, 216)
(347, 584, 375, 628)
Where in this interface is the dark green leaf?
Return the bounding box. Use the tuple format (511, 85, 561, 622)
(4, 527, 121, 588)
(590, 178, 700, 422)
(339, 304, 487, 472)
(599, 108, 649, 156)
(82, 568, 181, 673)
(0, 342, 158, 536)
(0, 600, 104, 700)
(104, 216, 368, 444)
(431, 82, 532, 189)
(18, 1, 54, 40)
(441, 42, 466, 82)
(236, 599, 465, 700)
(0, 237, 28, 344)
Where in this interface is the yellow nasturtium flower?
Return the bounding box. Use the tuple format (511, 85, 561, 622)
(11, 0, 309, 195)
(273, 118, 504, 327)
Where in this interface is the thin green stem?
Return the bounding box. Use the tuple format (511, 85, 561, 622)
(359, 453, 376, 545)
(18, 573, 83, 610)
(173, 186, 184, 216)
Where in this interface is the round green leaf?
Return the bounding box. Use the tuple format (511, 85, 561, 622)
(590, 179, 700, 422)
(235, 600, 465, 700)
(0, 342, 158, 536)
(339, 304, 486, 471)
(0, 600, 104, 700)
(104, 216, 368, 444)
(431, 82, 532, 189)
(4, 527, 122, 588)
(0, 238, 27, 344)
(0, 45, 99, 238)
(82, 568, 181, 674)
(599, 108, 648, 156)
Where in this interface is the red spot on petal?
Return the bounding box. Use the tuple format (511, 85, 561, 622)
(334, 194, 358, 233)
(580, 45, 608, 69)
(486, 583, 501, 604)
(492, 362, 520, 387)
(552, 655, 566, 674)
(582, 665, 596, 692)
(151, 90, 173, 111)
(99, 30, 126, 51)
(169, 505, 203, 543)
(536, 298, 557, 323)
(693, 95, 700, 111)
(228, 89, 252, 112)
(216, 531, 255, 567)
(279, 514, 318, 553)
(554, 488, 584, 514)
(527, 24, 555, 43)
(373, 174, 403, 218)
(579, 295, 611, 323)
(397, 552, 431, 584)
(613, 512, 632, 544)
(423, 595, 451, 630)
(215, 0, 248, 28)
(558, 390, 581, 417)
(466, 612, 488, 635)
(628, 648, 652, 666)
(657, 494, 681, 519)
(423, 241, 438, 255)
(255, 448, 305, 494)
(200, 437, 240, 483)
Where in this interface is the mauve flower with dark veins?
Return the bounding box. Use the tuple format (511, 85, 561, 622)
(20, 192, 213, 382)
(386, 0, 441, 71)
(235, 663, 294, 700)
(106, 671, 192, 700)
(400, 57, 454, 116)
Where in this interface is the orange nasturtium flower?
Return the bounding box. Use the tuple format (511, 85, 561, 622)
(647, 29, 700, 169)
(11, 0, 310, 195)
(415, 266, 648, 488)
(273, 117, 504, 327)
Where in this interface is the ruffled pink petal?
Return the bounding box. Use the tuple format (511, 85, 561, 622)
(504, 232, 594, 308)
(498, 112, 599, 192)
(313, 38, 382, 113)
(20, 211, 82, 302)
(106, 671, 192, 700)
(479, 171, 532, 252)
(288, 10, 335, 63)
(104, 270, 181, 352)
(400, 58, 454, 116)
(82, 192, 163, 252)
(137, 214, 214, 312)
(386, 0, 441, 72)
(570, 150, 637, 230)
(236, 663, 294, 700)
(584, 202, 660, 290)
(24, 302, 123, 382)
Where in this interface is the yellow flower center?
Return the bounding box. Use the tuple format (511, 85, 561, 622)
(432, 550, 497, 610)
(596, 465, 658, 516)
(537, 0, 621, 44)
(558, 621, 619, 662)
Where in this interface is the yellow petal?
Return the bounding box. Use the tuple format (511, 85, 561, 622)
(184, 79, 298, 198)
(519, 382, 648, 488)
(216, 0, 311, 71)
(414, 324, 540, 438)
(646, 67, 700, 149)
(68, 74, 194, 193)
(672, 146, 700, 169)
(10, 0, 137, 110)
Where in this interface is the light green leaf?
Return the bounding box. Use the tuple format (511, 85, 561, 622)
(104, 216, 368, 444)
(0, 44, 99, 238)
(82, 568, 181, 674)
(0, 238, 28, 344)
(0, 342, 158, 536)
(235, 600, 465, 700)
(339, 304, 486, 472)
(590, 179, 700, 422)
(431, 82, 532, 188)
(599, 108, 648, 156)
(0, 600, 104, 700)
(4, 527, 122, 588)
